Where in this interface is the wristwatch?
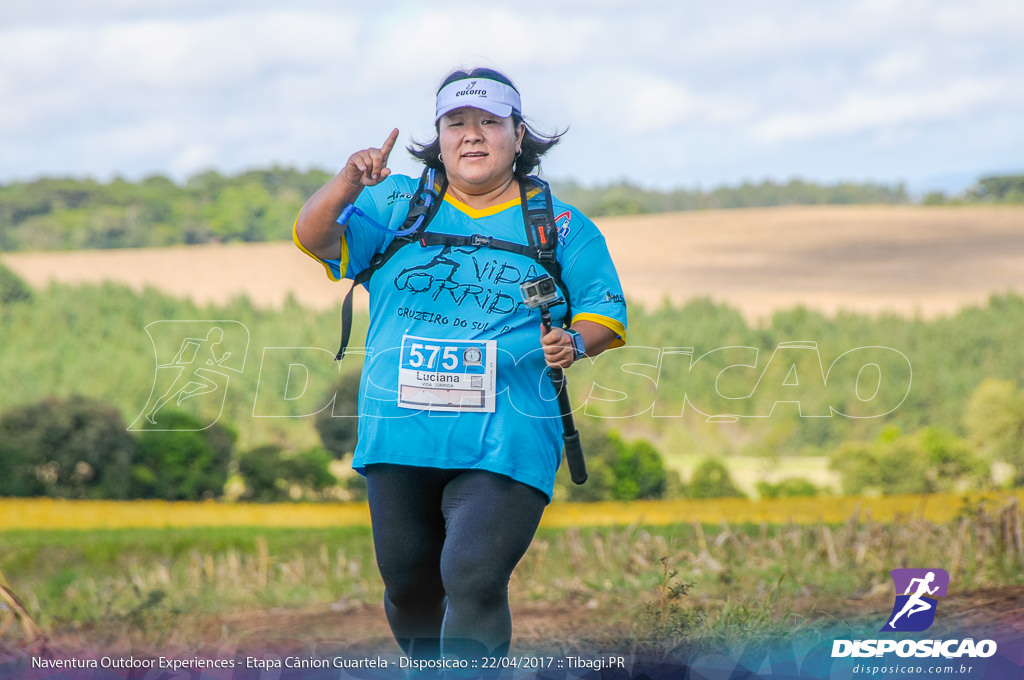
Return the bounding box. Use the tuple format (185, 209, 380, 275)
(565, 329, 586, 361)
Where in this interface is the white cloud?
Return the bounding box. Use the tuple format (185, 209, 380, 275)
(0, 1, 1022, 191)
(621, 75, 697, 134)
(862, 50, 931, 86)
(752, 78, 1007, 144)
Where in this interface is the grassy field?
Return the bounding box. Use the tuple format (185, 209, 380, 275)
(1, 493, 1022, 656)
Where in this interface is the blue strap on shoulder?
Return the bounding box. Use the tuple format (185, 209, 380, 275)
(336, 169, 437, 237)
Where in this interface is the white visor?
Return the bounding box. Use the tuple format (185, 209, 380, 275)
(435, 77, 522, 121)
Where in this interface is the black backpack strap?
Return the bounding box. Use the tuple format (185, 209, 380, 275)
(417, 231, 534, 256)
(335, 169, 446, 360)
(521, 176, 571, 325)
(334, 173, 568, 359)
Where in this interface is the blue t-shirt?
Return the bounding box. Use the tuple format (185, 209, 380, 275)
(295, 174, 627, 500)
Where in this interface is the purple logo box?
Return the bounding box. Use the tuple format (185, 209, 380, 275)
(890, 568, 949, 599)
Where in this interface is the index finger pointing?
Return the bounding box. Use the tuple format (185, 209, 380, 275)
(380, 128, 399, 164)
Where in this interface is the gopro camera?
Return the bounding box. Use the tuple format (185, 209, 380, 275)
(519, 275, 562, 309)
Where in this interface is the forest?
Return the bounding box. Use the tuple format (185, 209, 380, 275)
(1, 261, 1022, 503)
(3, 167, 1020, 252)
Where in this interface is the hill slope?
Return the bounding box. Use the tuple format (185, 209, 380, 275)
(4, 205, 1024, 321)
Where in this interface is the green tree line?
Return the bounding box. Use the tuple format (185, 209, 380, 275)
(5, 266, 1023, 456)
(0, 395, 337, 502)
(8, 167, 988, 253)
(923, 174, 1024, 205)
(2, 261, 1023, 499)
(549, 177, 909, 217)
(0, 166, 330, 251)
(6, 167, 1022, 252)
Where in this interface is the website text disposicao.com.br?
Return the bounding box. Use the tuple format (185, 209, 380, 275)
(850, 662, 978, 675)
(835, 637, 997, 676)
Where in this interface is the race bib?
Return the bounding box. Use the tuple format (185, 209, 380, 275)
(397, 335, 497, 412)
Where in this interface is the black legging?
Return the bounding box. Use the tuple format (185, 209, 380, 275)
(365, 464, 548, 660)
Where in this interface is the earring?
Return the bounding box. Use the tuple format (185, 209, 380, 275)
(515, 149, 522, 158)
(438, 153, 443, 163)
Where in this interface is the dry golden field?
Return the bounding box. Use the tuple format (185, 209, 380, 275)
(5, 491, 1021, 530)
(5, 204, 1024, 321)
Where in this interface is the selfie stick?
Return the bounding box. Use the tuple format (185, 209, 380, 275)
(539, 305, 588, 485)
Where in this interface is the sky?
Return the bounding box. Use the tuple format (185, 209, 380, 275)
(1, 0, 1023, 194)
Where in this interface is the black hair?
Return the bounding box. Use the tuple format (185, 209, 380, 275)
(407, 67, 565, 180)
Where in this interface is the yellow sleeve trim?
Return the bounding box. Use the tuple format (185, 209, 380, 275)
(572, 312, 627, 349)
(292, 217, 348, 282)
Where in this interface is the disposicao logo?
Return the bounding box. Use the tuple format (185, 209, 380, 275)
(882, 568, 949, 632)
(831, 567, 998, 660)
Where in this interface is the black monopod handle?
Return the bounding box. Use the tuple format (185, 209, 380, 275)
(542, 309, 587, 485)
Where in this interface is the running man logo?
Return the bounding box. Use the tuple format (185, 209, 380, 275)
(881, 568, 949, 632)
(129, 321, 250, 431)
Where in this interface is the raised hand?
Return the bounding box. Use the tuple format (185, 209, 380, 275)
(342, 128, 399, 188)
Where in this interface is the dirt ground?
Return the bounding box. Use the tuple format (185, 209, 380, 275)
(203, 585, 1024, 651)
(4, 205, 1024, 323)
(3, 585, 1022, 661)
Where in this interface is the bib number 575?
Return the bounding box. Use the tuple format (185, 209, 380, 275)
(407, 343, 459, 371)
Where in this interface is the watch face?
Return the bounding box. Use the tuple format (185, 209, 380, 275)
(570, 331, 586, 357)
